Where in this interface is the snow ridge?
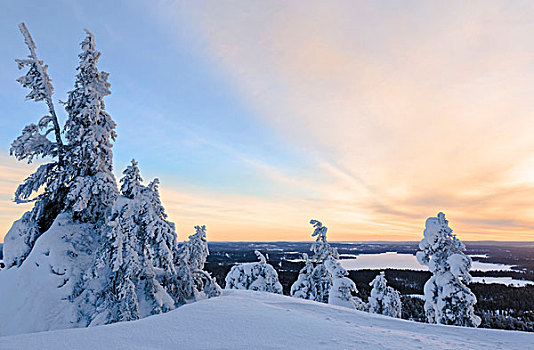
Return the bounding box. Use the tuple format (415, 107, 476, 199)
(1, 291, 532, 350)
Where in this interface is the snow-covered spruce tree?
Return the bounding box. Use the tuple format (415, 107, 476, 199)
(63, 29, 118, 224)
(5, 27, 119, 269)
(416, 212, 481, 327)
(141, 178, 221, 301)
(310, 220, 340, 303)
(3, 23, 66, 268)
(225, 250, 283, 294)
(368, 272, 402, 318)
(290, 253, 315, 299)
(85, 160, 176, 325)
(325, 257, 366, 310)
(290, 220, 339, 303)
(85, 160, 220, 325)
(382, 287, 402, 318)
(174, 225, 221, 301)
(178, 225, 209, 270)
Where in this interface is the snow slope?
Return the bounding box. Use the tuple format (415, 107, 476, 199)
(0, 214, 95, 336)
(1, 290, 532, 350)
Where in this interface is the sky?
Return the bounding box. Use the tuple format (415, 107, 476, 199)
(1, 1, 534, 242)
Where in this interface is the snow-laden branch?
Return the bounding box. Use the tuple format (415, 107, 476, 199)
(16, 22, 63, 163)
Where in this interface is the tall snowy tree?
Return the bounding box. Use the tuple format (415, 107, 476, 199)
(4, 23, 66, 268)
(290, 220, 339, 303)
(225, 250, 283, 294)
(325, 257, 366, 310)
(63, 29, 118, 223)
(416, 212, 481, 327)
(6, 26, 119, 269)
(368, 272, 402, 318)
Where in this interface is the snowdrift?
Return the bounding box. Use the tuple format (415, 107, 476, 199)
(0, 214, 95, 336)
(1, 290, 532, 350)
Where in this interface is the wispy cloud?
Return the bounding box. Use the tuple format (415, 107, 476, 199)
(150, 1, 534, 240)
(2, 2, 534, 242)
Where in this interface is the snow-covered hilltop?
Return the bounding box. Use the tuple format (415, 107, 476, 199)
(1, 290, 532, 350)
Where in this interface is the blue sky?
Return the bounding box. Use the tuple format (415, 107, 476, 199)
(0, 0, 307, 192)
(2, 1, 534, 241)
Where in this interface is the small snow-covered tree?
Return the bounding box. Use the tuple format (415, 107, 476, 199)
(309, 220, 339, 302)
(90, 196, 143, 325)
(174, 225, 221, 301)
(382, 287, 402, 318)
(84, 160, 175, 325)
(179, 225, 209, 270)
(84, 160, 220, 325)
(368, 272, 401, 318)
(140, 178, 176, 275)
(290, 253, 314, 299)
(325, 257, 365, 310)
(416, 212, 481, 327)
(290, 220, 339, 303)
(225, 250, 283, 294)
(63, 29, 118, 223)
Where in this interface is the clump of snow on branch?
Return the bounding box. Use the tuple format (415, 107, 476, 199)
(225, 250, 283, 294)
(416, 212, 481, 327)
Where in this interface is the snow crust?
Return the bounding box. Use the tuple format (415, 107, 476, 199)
(0, 290, 532, 350)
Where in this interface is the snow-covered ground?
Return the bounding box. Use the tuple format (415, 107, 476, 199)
(1, 290, 532, 350)
(0, 215, 94, 336)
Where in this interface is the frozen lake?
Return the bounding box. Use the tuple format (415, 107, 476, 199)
(470, 277, 534, 287)
(336, 252, 534, 286)
(337, 252, 514, 272)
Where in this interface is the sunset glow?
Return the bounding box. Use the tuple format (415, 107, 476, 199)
(1, 1, 534, 242)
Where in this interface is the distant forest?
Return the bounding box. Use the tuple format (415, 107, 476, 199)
(204, 241, 534, 332)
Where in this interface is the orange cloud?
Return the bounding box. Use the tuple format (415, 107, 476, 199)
(0, 156, 35, 242)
